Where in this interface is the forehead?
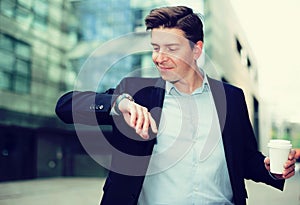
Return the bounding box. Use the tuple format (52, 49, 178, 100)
(151, 28, 188, 45)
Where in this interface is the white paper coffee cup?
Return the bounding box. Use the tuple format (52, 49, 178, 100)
(268, 139, 292, 174)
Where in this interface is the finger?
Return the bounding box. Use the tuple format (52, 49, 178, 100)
(283, 168, 295, 179)
(135, 106, 144, 133)
(284, 158, 297, 169)
(129, 103, 137, 128)
(288, 149, 296, 160)
(264, 157, 270, 165)
(284, 162, 296, 172)
(140, 108, 150, 139)
(282, 161, 296, 178)
(149, 113, 158, 133)
(264, 157, 270, 170)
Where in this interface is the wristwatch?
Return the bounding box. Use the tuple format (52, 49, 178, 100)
(114, 93, 134, 115)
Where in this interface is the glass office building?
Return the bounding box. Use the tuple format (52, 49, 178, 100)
(0, 0, 168, 181)
(0, 0, 79, 181)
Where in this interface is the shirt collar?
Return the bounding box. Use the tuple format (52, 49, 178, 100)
(165, 69, 210, 96)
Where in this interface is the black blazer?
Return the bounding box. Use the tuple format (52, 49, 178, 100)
(55, 77, 284, 205)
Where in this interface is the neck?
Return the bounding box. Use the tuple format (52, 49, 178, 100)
(173, 68, 204, 94)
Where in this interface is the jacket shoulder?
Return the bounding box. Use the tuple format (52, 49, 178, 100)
(117, 77, 164, 93)
(121, 77, 162, 85)
(208, 77, 244, 96)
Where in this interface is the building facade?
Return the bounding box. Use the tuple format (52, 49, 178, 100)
(0, 0, 82, 181)
(203, 0, 260, 144)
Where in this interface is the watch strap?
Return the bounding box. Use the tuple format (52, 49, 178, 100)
(114, 93, 134, 115)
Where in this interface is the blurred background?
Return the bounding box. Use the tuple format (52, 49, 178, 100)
(0, 0, 299, 204)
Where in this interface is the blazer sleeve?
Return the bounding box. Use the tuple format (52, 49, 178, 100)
(238, 89, 285, 190)
(55, 88, 117, 125)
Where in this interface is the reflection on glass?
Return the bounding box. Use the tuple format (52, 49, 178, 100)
(0, 0, 15, 18)
(0, 34, 31, 93)
(14, 75, 30, 93)
(0, 50, 14, 71)
(0, 71, 11, 89)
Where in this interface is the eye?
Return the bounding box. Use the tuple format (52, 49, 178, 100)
(167, 47, 178, 52)
(153, 46, 160, 52)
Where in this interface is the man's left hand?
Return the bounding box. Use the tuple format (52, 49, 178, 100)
(264, 149, 297, 179)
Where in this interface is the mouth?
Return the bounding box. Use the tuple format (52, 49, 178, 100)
(157, 65, 173, 70)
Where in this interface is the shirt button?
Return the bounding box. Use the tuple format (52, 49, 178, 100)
(99, 105, 104, 110)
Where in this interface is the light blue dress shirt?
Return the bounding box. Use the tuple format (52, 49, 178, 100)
(138, 72, 234, 205)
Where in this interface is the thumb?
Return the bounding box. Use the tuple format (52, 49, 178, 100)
(149, 113, 158, 134)
(264, 157, 270, 170)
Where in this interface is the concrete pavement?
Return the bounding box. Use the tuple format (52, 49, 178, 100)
(246, 163, 300, 205)
(0, 177, 105, 205)
(0, 164, 299, 205)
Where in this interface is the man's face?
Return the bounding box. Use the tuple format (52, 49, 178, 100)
(151, 28, 201, 83)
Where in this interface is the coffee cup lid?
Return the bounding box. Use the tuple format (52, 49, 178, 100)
(268, 139, 292, 149)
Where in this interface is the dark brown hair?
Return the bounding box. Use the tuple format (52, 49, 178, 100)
(145, 6, 204, 44)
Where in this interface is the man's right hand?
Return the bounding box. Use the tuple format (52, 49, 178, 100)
(116, 98, 158, 139)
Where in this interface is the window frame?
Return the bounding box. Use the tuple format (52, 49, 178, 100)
(0, 33, 32, 94)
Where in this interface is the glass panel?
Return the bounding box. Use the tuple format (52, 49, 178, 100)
(16, 5, 33, 25)
(48, 64, 60, 82)
(0, 71, 11, 89)
(33, 0, 48, 16)
(16, 59, 30, 75)
(49, 5, 62, 24)
(16, 41, 31, 59)
(48, 47, 61, 63)
(0, 0, 16, 18)
(18, 0, 33, 9)
(14, 75, 30, 93)
(33, 14, 48, 30)
(0, 50, 14, 71)
(0, 34, 14, 51)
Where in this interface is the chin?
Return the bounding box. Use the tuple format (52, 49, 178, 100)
(160, 75, 171, 81)
(159, 72, 178, 83)
(161, 77, 176, 84)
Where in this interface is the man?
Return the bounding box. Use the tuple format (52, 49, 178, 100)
(56, 6, 296, 205)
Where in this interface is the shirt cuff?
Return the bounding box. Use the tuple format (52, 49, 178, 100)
(110, 106, 119, 116)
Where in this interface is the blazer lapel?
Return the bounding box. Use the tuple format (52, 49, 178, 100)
(207, 77, 227, 132)
(143, 78, 166, 143)
(208, 77, 238, 197)
(151, 78, 166, 123)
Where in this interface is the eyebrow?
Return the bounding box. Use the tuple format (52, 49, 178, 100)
(150, 43, 180, 47)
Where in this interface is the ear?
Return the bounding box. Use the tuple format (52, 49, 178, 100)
(193, 41, 203, 60)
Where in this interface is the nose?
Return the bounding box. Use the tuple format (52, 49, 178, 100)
(153, 51, 168, 64)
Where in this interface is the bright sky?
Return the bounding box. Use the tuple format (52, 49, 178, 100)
(229, 0, 300, 123)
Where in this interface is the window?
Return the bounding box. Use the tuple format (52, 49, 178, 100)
(247, 56, 252, 68)
(33, 0, 48, 16)
(221, 77, 228, 83)
(32, 0, 49, 30)
(133, 9, 143, 29)
(236, 38, 242, 55)
(0, 0, 16, 18)
(0, 0, 50, 30)
(16, 5, 33, 25)
(0, 34, 31, 93)
(235, 37, 252, 70)
(18, 0, 33, 9)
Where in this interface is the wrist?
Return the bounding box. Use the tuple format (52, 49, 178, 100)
(114, 93, 134, 115)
